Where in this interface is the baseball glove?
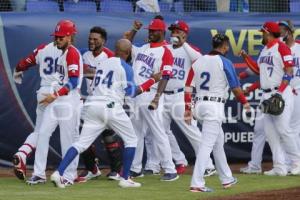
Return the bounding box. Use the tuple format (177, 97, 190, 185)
(260, 93, 285, 115)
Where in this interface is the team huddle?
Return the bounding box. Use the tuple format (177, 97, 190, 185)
(11, 16, 300, 192)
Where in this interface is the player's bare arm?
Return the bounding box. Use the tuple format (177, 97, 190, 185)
(123, 20, 143, 42)
(232, 87, 251, 112)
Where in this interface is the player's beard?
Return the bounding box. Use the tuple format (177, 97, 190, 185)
(262, 38, 267, 46)
(57, 42, 69, 50)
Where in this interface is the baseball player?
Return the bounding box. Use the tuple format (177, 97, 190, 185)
(238, 53, 265, 174)
(78, 26, 123, 182)
(278, 20, 300, 152)
(141, 20, 216, 176)
(125, 19, 179, 181)
(27, 19, 83, 185)
(12, 42, 62, 181)
(244, 21, 300, 176)
(186, 33, 248, 192)
(240, 20, 300, 175)
(50, 39, 162, 188)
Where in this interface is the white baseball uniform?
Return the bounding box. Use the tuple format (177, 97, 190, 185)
(129, 42, 177, 174)
(290, 42, 300, 149)
(33, 45, 83, 182)
(82, 47, 114, 95)
(246, 41, 300, 171)
(16, 42, 62, 162)
(73, 57, 138, 153)
(189, 53, 237, 188)
(144, 43, 215, 170)
(258, 40, 300, 174)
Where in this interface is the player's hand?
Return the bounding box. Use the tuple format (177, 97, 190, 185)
(123, 31, 131, 39)
(243, 102, 251, 113)
(148, 99, 159, 110)
(184, 109, 192, 125)
(238, 50, 248, 58)
(133, 20, 143, 31)
(39, 93, 57, 106)
(151, 72, 162, 82)
(243, 87, 250, 96)
(13, 69, 23, 84)
(148, 94, 160, 110)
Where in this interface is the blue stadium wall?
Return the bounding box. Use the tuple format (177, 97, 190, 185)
(0, 12, 300, 167)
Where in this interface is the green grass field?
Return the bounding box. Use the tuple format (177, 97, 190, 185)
(0, 174, 299, 200)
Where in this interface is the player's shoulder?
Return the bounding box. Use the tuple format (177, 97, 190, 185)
(219, 55, 234, 67)
(102, 47, 115, 58)
(33, 43, 48, 54)
(133, 42, 149, 49)
(187, 43, 201, 53)
(277, 41, 291, 53)
(67, 45, 81, 57)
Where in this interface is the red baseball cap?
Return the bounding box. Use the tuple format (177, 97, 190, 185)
(168, 20, 189, 34)
(260, 21, 280, 34)
(145, 19, 166, 31)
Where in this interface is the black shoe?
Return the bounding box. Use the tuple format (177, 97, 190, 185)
(160, 173, 179, 181)
(143, 170, 160, 175)
(26, 176, 46, 185)
(129, 170, 144, 178)
(204, 168, 217, 177)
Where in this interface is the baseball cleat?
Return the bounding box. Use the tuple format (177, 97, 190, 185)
(118, 178, 141, 188)
(50, 171, 65, 188)
(240, 166, 262, 174)
(223, 177, 238, 189)
(204, 168, 217, 177)
(143, 170, 160, 176)
(12, 154, 26, 181)
(107, 171, 121, 181)
(26, 176, 46, 185)
(160, 173, 179, 181)
(63, 178, 73, 187)
(79, 169, 101, 181)
(190, 186, 214, 193)
(264, 169, 287, 176)
(176, 164, 187, 175)
(129, 170, 144, 178)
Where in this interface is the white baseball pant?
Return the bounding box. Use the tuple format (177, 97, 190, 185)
(73, 100, 137, 153)
(191, 100, 234, 188)
(263, 87, 300, 174)
(130, 90, 176, 174)
(33, 89, 81, 182)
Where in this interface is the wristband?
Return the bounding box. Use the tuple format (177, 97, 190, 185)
(139, 78, 155, 92)
(184, 92, 192, 110)
(277, 81, 288, 93)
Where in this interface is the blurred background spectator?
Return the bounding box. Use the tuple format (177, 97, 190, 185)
(10, 0, 27, 11)
(0, 0, 296, 13)
(0, 0, 12, 11)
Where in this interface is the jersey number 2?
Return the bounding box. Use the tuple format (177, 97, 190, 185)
(200, 72, 210, 90)
(94, 70, 114, 88)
